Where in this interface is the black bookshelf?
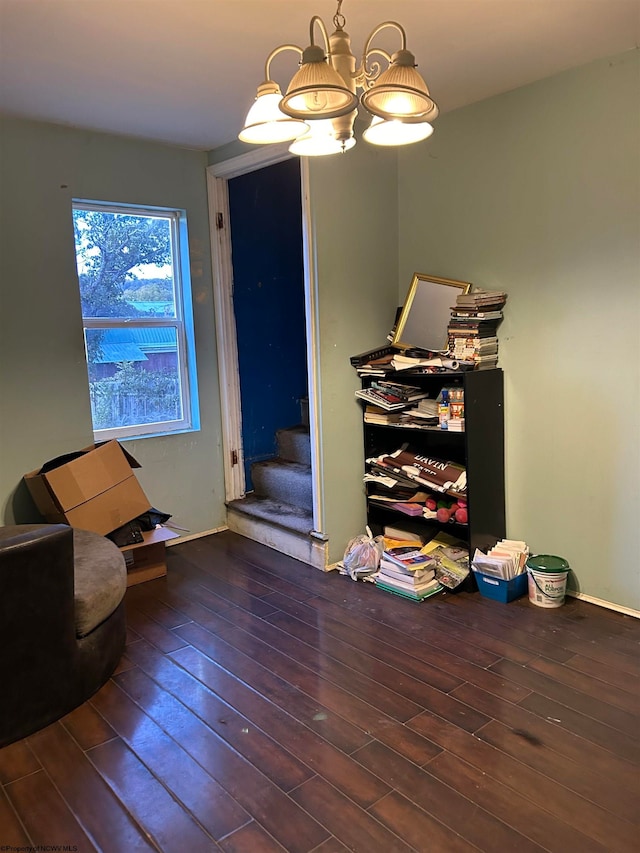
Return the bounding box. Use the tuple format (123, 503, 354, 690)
(360, 368, 506, 577)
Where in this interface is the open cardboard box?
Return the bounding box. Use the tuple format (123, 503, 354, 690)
(24, 441, 151, 536)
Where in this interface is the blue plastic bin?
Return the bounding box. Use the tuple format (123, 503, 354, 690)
(474, 571, 528, 603)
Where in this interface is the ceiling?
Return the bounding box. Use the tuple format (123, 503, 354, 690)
(1, 0, 638, 151)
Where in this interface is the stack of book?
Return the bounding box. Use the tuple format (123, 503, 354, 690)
(447, 289, 508, 370)
(375, 540, 444, 601)
(413, 398, 439, 423)
(368, 488, 431, 517)
(355, 380, 429, 411)
(350, 345, 395, 378)
(363, 406, 439, 430)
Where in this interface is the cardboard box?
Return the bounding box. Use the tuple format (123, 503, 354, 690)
(24, 441, 151, 536)
(473, 570, 528, 603)
(122, 526, 179, 587)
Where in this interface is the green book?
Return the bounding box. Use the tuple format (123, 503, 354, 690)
(375, 579, 444, 601)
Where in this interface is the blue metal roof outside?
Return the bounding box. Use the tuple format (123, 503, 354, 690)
(93, 343, 148, 364)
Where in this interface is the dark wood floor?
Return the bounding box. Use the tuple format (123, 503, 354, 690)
(1, 531, 639, 852)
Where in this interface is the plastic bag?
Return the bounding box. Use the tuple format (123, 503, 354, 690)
(342, 526, 384, 581)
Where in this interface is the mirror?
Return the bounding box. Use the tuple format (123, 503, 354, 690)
(392, 273, 472, 351)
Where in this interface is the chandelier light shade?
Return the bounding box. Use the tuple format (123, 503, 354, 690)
(362, 115, 434, 147)
(238, 1, 439, 156)
(360, 50, 436, 120)
(238, 82, 310, 144)
(280, 44, 359, 120)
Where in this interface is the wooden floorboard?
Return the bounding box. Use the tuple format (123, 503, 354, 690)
(1, 530, 638, 853)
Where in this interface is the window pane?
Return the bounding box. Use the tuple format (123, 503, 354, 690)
(73, 208, 176, 319)
(85, 327, 184, 430)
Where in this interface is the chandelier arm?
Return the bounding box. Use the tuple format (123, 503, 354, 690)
(356, 47, 391, 87)
(264, 44, 304, 81)
(362, 21, 406, 61)
(309, 15, 331, 54)
(355, 21, 406, 86)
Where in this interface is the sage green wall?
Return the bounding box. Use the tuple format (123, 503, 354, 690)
(398, 50, 640, 610)
(306, 145, 399, 563)
(0, 117, 226, 536)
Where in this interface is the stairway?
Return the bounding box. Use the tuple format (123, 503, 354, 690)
(226, 417, 328, 569)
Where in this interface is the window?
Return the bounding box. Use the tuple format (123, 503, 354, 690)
(72, 201, 199, 440)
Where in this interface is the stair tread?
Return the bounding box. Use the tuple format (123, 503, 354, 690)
(276, 424, 309, 435)
(253, 458, 311, 472)
(228, 495, 313, 536)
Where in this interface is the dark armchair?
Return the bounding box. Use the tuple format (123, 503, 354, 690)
(0, 523, 127, 747)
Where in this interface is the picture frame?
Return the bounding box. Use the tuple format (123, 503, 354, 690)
(392, 273, 472, 352)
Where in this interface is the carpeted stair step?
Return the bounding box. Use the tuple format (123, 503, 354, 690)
(251, 458, 313, 513)
(276, 425, 311, 466)
(227, 495, 313, 536)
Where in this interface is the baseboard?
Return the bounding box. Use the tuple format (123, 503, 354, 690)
(165, 525, 229, 546)
(565, 589, 640, 619)
(227, 508, 328, 570)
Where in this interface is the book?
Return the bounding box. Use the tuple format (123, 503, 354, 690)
(375, 577, 444, 601)
(448, 325, 500, 337)
(382, 544, 435, 571)
(356, 354, 395, 377)
(451, 310, 503, 320)
(450, 345, 498, 356)
(377, 574, 440, 596)
(355, 387, 410, 411)
(378, 562, 436, 583)
(449, 332, 498, 347)
(382, 568, 440, 587)
(389, 502, 425, 516)
(455, 289, 507, 306)
(370, 380, 429, 403)
(363, 406, 407, 424)
(350, 344, 395, 367)
(451, 346, 498, 358)
(383, 525, 424, 542)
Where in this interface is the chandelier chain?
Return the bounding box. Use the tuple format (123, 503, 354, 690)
(333, 0, 346, 30)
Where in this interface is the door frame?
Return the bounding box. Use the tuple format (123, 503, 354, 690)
(206, 145, 325, 537)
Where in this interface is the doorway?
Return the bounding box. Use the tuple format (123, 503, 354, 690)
(207, 145, 325, 556)
(227, 158, 308, 490)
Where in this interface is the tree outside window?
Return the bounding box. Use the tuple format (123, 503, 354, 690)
(73, 202, 197, 439)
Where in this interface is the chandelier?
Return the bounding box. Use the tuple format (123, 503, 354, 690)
(238, 0, 439, 156)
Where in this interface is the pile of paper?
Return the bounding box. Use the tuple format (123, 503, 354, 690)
(472, 539, 529, 580)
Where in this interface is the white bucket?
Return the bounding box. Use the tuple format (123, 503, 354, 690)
(526, 555, 570, 608)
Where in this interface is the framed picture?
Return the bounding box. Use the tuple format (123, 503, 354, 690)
(392, 273, 472, 351)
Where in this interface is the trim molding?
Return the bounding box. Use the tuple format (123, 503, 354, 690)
(209, 144, 292, 180)
(206, 168, 245, 500)
(299, 157, 325, 537)
(565, 589, 640, 619)
(166, 525, 229, 546)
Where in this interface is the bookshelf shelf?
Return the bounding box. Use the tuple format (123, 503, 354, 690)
(360, 368, 506, 575)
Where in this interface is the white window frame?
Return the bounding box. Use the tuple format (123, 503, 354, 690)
(72, 200, 199, 441)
